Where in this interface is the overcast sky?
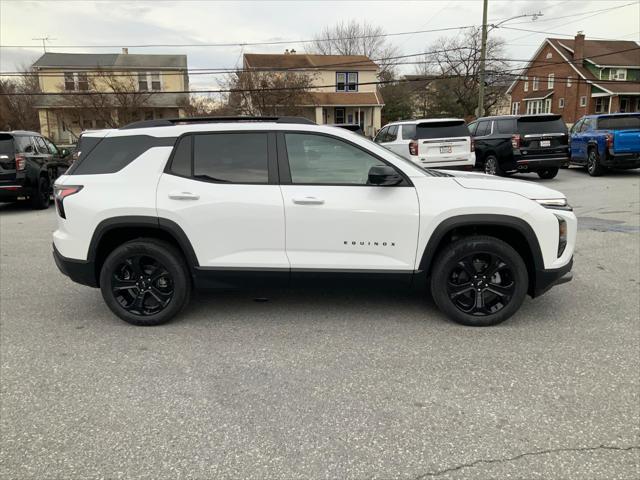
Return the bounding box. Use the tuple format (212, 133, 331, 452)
(1, 0, 638, 91)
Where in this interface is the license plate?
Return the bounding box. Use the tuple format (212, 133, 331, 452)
(540, 140, 551, 147)
(439, 146, 452, 154)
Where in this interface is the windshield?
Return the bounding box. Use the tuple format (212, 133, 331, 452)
(517, 116, 567, 135)
(597, 114, 640, 130)
(414, 121, 469, 139)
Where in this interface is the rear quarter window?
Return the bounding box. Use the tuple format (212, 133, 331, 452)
(0, 134, 14, 154)
(597, 115, 640, 130)
(416, 121, 469, 139)
(495, 119, 516, 134)
(67, 135, 175, 175)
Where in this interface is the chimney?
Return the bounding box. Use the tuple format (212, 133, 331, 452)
(574, 31, 585, 63)
(284, 49, 290, 55)
(122, 47, 129, 55)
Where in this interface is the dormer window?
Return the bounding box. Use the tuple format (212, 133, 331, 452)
(613, 69, 627, 80)
(336, 72, 358, 92)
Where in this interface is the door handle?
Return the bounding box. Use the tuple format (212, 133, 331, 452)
(168, 191, 200, 200)
(292, 196, 324, 205)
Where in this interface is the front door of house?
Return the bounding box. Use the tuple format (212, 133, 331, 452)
(335, 108, 345, 124)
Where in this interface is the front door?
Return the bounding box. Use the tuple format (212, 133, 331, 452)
(156, 131, 288, 271)
(335, 108, 345, 124)
(278, 132, 420, 273)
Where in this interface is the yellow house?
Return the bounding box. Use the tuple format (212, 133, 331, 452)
(32, 51, 188, 144)
(243, 52, 384, 137)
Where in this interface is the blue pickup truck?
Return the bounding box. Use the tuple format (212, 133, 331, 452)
(569, 113, 640, 176)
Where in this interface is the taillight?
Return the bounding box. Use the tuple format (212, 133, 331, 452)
(511, 134, 521, 149)
(15, 154, 26, 171)
(54, 185, 83, 219)
(470, 138, 475, 152)
(409, 140, 419, 156)
(605, 133, 614, 149)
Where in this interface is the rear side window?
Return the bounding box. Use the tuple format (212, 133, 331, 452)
(402, 125, 417, 140)
(517, 116, 567, 135)
(169, 136, 192, 177)
(416, 121, 469, 139)
(14, 136, 33, 153)
(475, 121, 491, 136)
(597, 115, 640, 130)
(193, 133, 268, 184)
(68, 135, 175, 175)
(0, 134, 14, 154)
(495, 119, 515, 134)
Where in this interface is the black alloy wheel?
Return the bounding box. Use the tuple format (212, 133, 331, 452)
(484, 156, 501, 176)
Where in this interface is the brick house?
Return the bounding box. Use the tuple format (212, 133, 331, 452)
(507, 33, 640, 125)
(242, 52, 384, 136)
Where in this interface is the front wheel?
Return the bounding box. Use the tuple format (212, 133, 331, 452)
(99, 239, 191, 326)
(430, 236, 529, 326)
(537, 168, 559, 179)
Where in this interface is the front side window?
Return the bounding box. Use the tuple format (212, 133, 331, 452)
(33, 136, 49, 154)
(44, 138, 59, 155)
(374, 126, 388, 143)
(285, 133, 384, 185)
(193, 133, 268, 184)
(387, 125, 398, 141)
(336, 72, 357, 92)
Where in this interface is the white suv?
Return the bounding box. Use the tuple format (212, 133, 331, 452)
(374, 119, 475, 169)
(53, 116, 575, 327)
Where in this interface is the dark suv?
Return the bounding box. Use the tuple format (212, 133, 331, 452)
(0, 131, 71, 209)
(468, 114, 570, 179)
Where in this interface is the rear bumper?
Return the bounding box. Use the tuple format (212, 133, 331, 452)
(0, 184, 27, 199)
(603, 152, 640, 168)
(512, 156, 569, 171)
(532, 256, 573, 298)
(415, 153, 475, 169)
(53, 243, 98, 288)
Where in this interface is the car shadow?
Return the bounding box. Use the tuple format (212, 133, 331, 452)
(0, 200, 53, 216)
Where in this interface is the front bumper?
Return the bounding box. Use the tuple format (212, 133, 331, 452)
(53, 244, 98, 287)
(532, 256, 573, 298)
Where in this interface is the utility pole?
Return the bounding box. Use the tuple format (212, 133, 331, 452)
(32, 36, 56, 53)
(477, 0, 489, 118)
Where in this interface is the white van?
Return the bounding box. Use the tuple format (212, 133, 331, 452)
(374, 119, 475, 169)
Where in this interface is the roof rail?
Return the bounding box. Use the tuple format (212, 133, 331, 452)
(120, 116, 316, 130)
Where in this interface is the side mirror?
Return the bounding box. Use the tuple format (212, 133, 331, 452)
(368, 165, 402, 186)
(60, 148, 70, 158)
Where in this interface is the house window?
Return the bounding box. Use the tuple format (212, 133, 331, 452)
(64, 72, 89, 91)
(151, 72, 161, 91)
(138, 72, 149, 91)
(544, 98, 552, 113)
(77, 73, 89, 91)
(613, 69, 627, 80)
(547, 73, 554, 89)
(511, 102, 520, 114)
(546, 52, 552, 59)
(336, 72, 357, 92)
(64, 73, 75, 91)
(559, 98, 565, 109)
(526, 99, 551, 115)
(567, 76, 573, 87)
(523, 76, 529, 92)
(532, 76, 539, 91)
(580, 96, 587, 107)
(335, 107, 345, 123)
(620, 97, 630, 112)
(595, 97, 610, 113)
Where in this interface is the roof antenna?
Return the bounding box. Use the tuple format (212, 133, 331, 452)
(32, 36, 56, 53)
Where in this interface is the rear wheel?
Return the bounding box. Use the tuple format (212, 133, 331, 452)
(484, 155, 503, 176)
(587, 148, 606, 176)
(30, 176, 50, 209)
(430, 236, 529, 326)
(537, 168, 559, 179)
(99, 239, 191, 326)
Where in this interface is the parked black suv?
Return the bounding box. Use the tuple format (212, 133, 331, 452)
(0, 131, 71, 209)
(468, 114, 570, 179)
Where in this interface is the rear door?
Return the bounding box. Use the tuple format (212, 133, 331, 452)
(569, 118, 585, 162)
(516, 115, 569, 159)
(156, 131, 288, 273)
(278, 131, 420, 275)
(413, 120, 472, 166)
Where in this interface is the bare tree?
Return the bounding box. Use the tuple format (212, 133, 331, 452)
(178, 94, 235, 117)
(65, 70, 154, 128)
(416, 27, 510, 118)
(229, 70, 316, 116)
(0, 66, 40, 131)
(309, 20, 399, 79)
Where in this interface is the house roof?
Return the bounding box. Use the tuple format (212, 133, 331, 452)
(243, 54, 379, 71)
(32, 52, 188, 70)
(523, 90, 554, 100)
(33, 92, 188, 109)
(302, 91, 384, 106)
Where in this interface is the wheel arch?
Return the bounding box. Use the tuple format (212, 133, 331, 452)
(88, 216, 198, 286)
(418, 214, 544, 296)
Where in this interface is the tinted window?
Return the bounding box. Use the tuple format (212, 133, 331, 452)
(475, 121, 491, 136)
(69, 135, 175, 175)
(285, 133, 384, 185)
(44, 138, 59, 155)
(193, 133, 268, 183)
(387, 125, 398, 141)
(597, 114, 640, 130)
(0, 134, 14, 154)
(517, 116, 567, 135)
(14, 136, 33, 153)
(571, 119, 583, 134)
(496, 119, 515, 134)
(402, 124, 417, 140)
(33, 136, 48, 154)
(169, 136, 192, 177)
(467, 122, 478, 136)
(374, 127, 388, 143)
(416, 121, 470, 139)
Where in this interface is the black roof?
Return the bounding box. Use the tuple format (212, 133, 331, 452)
(473, 114, 562, 121)
(32, 52, 187, 69)
(120, 116, 316, 130)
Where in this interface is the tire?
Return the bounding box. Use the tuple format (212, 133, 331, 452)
(30, 176, 50, 209)
(537, 168, 559, 179)
(430, 235, 529, 327)
(587, 148, 606, 176)
(483, 155, 503, 176)
(99, 238, 191, 326)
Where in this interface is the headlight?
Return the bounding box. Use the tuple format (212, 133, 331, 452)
(555, 215, 568, 257)
(535, 198, 572, 211)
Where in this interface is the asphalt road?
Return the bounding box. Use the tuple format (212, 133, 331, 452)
(1, 167, 639, 479)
